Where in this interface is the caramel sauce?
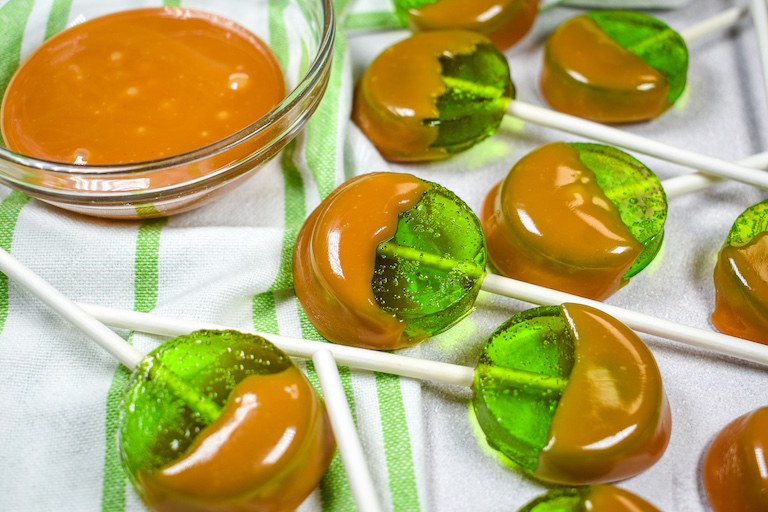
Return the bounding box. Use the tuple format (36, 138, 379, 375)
(138, 367, 335, 512)
(352, 31, 488, 162)
(584, 485, 661, 512)
(407, 0, 538, 50)
(704, 407, 768, 512)
(540, 16, 670, 123)
(1, 8, 285, 165)
(712, 232, 768, 345)
(481, 142, 643, 301)
(534, 303, 671, 485)
(293, 173, 429, 349)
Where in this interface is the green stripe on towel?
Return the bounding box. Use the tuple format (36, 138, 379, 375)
(100, 218, 167, 512)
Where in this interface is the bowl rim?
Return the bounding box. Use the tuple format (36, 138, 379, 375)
(0, 0, 336, 177)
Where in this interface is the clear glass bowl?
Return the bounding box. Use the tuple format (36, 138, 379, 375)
(0, 0, 334, 218)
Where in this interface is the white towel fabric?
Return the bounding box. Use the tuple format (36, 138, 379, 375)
(0, 0, 766, 512)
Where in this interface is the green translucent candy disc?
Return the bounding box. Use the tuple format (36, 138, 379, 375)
(430, 42, 515, 154)
(517, 488, 590, 512)
(373, 181, 487, 339)
(471, 306, 574, 471)
(569, 142, 667, 278)
(726, 199, 768, 247)
(119, 330, 293, 487)
(585, 10, 688, 105)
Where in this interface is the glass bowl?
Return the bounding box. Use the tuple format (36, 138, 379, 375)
(0, 0, 334, 218)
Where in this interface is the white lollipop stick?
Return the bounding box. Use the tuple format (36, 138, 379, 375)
(507, 100, 768, 190)
(750, 0, 768, 108)
(0, 248, 144, 369)
(76, 302, 476, 386)
(313, 350, 383, 512)
(480, 274, 768, 365)
(680, 4, 750, 43)
(508, 6, 768, 189)
(77, 281, 768, 368)
(662, 151, 768, 198)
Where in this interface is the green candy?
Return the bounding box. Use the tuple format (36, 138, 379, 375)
(725, 199, 768, 247)
(585, 10, 688, 106)
(374, 181, 487, 339)
(433, 43, 515, 155)
(570, 142, 668, 278)
(472, 306, 573, 471)
(119, 330, 294, 484)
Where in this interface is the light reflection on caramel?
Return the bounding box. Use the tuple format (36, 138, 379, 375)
(481, 142, 642, 300)
(534, 304, 671, 485)
(541, 16, 670, 123)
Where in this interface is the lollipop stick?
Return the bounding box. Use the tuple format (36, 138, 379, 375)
(313, 349, 383, 512)
(507, 100, 768, 191)
(375, 246, 768, 366)
(750, 0, 768, 108)
(661, 151, 768, 198)
(0, 248, 223, 422)
(680, 4, 750, 43)
(480, 273, 768, 366)
(378, 241, 485, 279)
(77, 303, 577, 392)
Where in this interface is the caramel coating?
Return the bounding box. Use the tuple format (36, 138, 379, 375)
(704, 407, 768, 512)
(293, 173, 428, 349)
(139, 367, 335, 512)
(712, 232, 768, 345)
(540, 16, 670, 123)
(534, 304, 671, 485)
(481, 142, 642, 301)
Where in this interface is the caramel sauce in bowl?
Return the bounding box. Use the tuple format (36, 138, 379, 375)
(0, 1, 334, 218)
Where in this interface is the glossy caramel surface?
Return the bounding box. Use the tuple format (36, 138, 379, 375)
(712, 232, 768, 345)
(481, 142, 643, 300)
(541, 16, 670, 123)
(704, 407, 768, 512)
(407, 0, 538, 50)
(534, 303, 671, 485)
(293, 173, 428, 349)
(585, 485, 661, 511)
(352, 31, 488, 162)
(139, 367, 335, 512)
(2, 8, 284, 165)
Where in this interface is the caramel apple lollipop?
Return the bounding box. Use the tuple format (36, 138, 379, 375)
(517, 485, 661, 512)
(393, 0, 539, 50)
(474, 304, 670, 485)
(481, 141, 666, 300)
(703, 407, 768, 512)
(352, 30, 514, 162)
(0, 248, 336, 512)
(541, 10, 688, 123)
(711, 200, 768, 345)
(121, 330, 335, 512)
(294, 172, 486, 350)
